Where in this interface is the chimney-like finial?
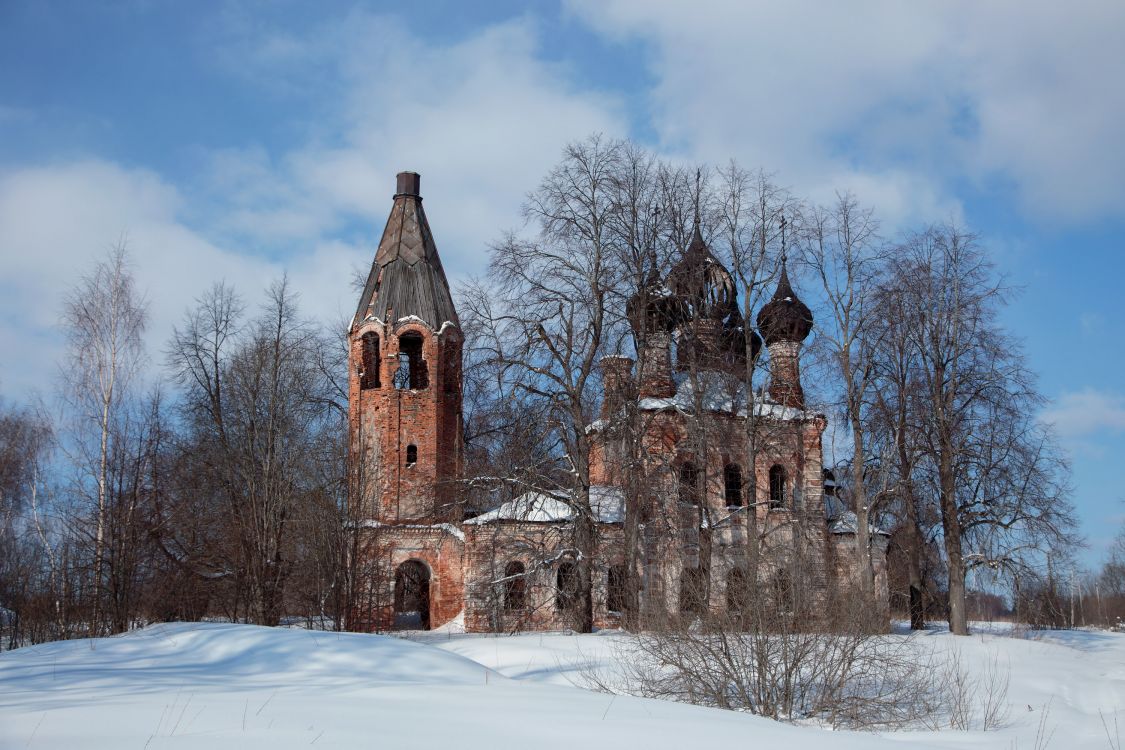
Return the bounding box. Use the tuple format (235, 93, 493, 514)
(396, 171, 421, 198)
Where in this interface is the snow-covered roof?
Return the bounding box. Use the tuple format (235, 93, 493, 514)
(635, 372, 807, 420)
(350, 519, 465, 541)
(825, 496, 890, 536)
(464, 485, 625, 525)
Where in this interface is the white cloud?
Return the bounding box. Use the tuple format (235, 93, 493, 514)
(0, 160, 371, 398)
(0, 13, 627, 399)
(566, 0, 1125, 226)
(197, 14, 626, 275)
(1041, 388, 1125, 439)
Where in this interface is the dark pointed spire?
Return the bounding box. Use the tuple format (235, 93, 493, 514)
(354, 172, 460, 330)
(756, 218, 812, 345)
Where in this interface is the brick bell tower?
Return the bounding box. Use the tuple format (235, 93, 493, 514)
(349, 171, 464, 525)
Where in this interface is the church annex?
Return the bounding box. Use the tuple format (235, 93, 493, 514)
(347, 171, 889, 632)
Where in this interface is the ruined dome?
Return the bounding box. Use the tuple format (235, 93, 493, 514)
(723, 310, 763, 366)
(756, 263, 813, 345)
(627, 262, 685, 334)
(665, 222, 738, 322)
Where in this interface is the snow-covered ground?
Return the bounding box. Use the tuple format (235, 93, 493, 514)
(1, 621, 1122, 749)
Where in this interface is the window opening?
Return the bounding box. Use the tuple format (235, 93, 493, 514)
(724, 463, 743, 507)
(556, 561, 579, 611)
(769, 464, 787, 509)
(360, 332, 380, 389)
(394, 333, 428, 390)
(504, 561, 526, 610)
(679, 462, 700, 505)
(727, 568, 749, 616)
(680, 567, 707, 615)
(607, 565, 628, 613)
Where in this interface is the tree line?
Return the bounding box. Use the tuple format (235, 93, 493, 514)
(0, 135, 1085, 650)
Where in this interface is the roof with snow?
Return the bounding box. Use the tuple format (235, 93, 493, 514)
(354, 172, 460, 332)
(464, 486, 625, 525)
(631, 371, 807, 421)
(825, 495, 891, 536)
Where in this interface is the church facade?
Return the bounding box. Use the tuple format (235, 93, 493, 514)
(347, 171, 889, 633)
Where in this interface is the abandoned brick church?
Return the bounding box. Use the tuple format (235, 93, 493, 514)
(347, 171, 889, 632)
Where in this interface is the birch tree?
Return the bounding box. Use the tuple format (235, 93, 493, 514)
(61, 242, 147, 632)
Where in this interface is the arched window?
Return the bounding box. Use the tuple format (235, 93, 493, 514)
(769, 464, 787, 509)
(360, 332, 380, 389)
(394, 332, 428, 390)
(607, 565, 628, 613)
(556, 561, 579, 611)
(503, 561, 526, 610)
(727, 568, 749, 617)
(679, 567, 707, 615)
(678, 461, 700, 505)
(773, 569, 794, 616)
(406, 444, 418, 467)
(724, 464, 743, 507)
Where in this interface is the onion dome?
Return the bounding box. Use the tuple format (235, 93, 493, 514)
(666, 221, 738, 322)
(722, 309, 762, 365)
(627, 254, 685, 334)
(756, 262, 812, 345)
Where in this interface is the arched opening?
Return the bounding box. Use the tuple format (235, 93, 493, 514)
(556, 561, 579, 611)
(724, 463, 743, 507)
(727, 567, 750, 618)
(394, 332, 429, 390)
(773, 569, 794, 618)
(769, 464, 787, 509)
(607, 565, 628, 613)
(393, 560, 431, 630)
(678, 461, 700, 505)
(503, 561, 526, 611)
(360, 332, 380, 389)
(406, 444, 418, 467)
(679, 567, 707, 616)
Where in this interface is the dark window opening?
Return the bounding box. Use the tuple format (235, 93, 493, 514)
(678, 462, 700, 505)
(679, 567, 707, 615)
(724, 463, 743, 507)
(556, 561, 579, 611)
(773, 569, 794, 615)
(394, 333, 429, 390)
(504, 561, 526, 610)
(444, 344, 462, 394)
(406, 444, 418, 467)
(727, 568, 749, 616)
(360, 332, 380, 389)
(769, 464, 787, 509)
(607, 565, 628, 613)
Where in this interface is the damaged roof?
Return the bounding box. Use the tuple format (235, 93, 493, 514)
(354, 172, 460, 331)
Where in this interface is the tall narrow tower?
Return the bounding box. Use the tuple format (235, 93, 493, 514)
(349, 172, 463, 525)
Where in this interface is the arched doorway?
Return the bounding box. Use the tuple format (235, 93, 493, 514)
(393, 560, 431, 630)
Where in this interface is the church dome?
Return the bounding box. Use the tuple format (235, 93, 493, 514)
(627, 261, 685, 334)
(756, 263, 813, 345)
(665, 222, 738, 322)
(723, 310, 763, 366)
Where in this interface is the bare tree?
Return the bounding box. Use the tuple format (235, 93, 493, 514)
(803, 193, 886, 608)
(869, 279, 931, 629)
(889, 226, 1075, 634)
(166, 278, 336, 625)
(462, 136, 630, 632)
(60, 242, 147, 633)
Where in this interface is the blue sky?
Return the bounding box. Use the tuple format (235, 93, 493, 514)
(2, 0, 1123, 565)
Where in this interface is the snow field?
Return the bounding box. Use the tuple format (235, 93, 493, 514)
(1, 622, 1123, 749)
